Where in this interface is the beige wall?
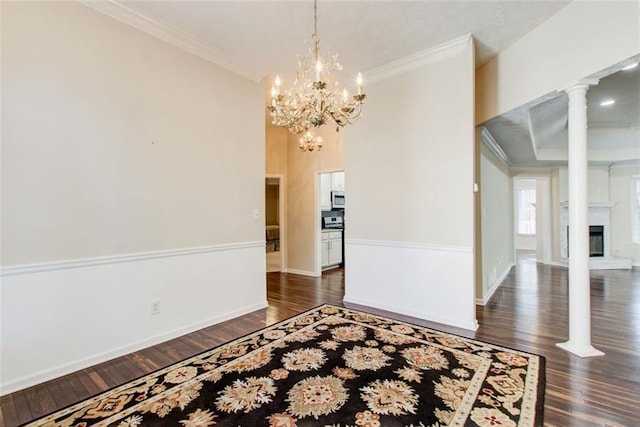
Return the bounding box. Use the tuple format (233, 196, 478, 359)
(480, 144, 514, 300)
(1, 1, 265, 266)
(286, 127, 343, 274)
(344, 37, 478, 330)
(1, 1, 267, 392)
(266, 125, 288, 176)
(347, 54, 475, 246)
(476, 0, 639, 123)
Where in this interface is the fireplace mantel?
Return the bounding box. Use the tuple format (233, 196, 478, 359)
(558, 201, 631, 269)
(560, 202, 614, 259)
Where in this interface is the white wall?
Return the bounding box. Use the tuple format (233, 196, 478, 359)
(1, 2, 266, 393)
(476, 0, 639, 123)
(535, 178, 553, 264)
(610, 162, 640, 264)
(479, 145, 514, 304)
(344, 37, 477, 330)
(557, 166, 611, 203)
(515, 234, 537, 251)
(553, 164, 640, 264)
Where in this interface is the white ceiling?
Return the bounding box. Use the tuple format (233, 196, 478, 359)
(115, 0, 570, 81)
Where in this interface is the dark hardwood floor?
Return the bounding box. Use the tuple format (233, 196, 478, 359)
(1, 257, 639, 426)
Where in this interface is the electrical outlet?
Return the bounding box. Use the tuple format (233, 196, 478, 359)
(151, 300, 160, 315)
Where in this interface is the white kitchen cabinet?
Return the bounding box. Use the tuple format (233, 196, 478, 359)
(320, 173, 332, 210)
(329, 238, 342, 265)
(320, 172, 345, 211)
(321, 230, 342, 269)
(321, 239, 329, 267)
(330, 171, 345, 192)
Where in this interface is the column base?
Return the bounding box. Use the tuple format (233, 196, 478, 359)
(556, 341, 605, 358)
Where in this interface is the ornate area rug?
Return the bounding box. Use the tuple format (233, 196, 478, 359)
(27, 305, 544, 426)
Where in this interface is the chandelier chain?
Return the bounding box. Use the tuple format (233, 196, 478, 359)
(313, 0, 319, 62)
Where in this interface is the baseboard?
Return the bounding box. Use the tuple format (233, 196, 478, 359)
(1, 301, 268, 396)
(343, 295, 479, 332)
(476, 263, 514, 306)
(286, 268, 318, 277)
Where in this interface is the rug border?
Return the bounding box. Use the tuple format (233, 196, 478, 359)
(20, 303, 546, 426)
(337, 304, 547, 426)
(18, 305, 324, 426)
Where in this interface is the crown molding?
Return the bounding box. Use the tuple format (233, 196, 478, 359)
(609, 159, 640, 170)
(480, 126, 511, 167)
(80, 0, 262, 82)
(365, 34, 473, 84)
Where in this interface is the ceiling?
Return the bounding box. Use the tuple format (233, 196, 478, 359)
(89, 1, 637, 168)
(482, 57, 640, 168)
(112, 0, 570, 81)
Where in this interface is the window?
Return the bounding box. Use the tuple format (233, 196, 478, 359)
(633, 176, 640, 245)
(515, 179, 536, 235)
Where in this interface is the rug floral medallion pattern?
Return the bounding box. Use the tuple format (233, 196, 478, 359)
(27, 305, 544, 427)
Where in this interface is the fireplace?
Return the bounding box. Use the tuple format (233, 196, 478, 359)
(560, 202, 614, 259)
(566, 225, 605, 258)
(559, 202, 631, 269)
(589, 226, 604, 257)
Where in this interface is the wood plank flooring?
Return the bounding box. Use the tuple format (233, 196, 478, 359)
(1, 257, 638, 426)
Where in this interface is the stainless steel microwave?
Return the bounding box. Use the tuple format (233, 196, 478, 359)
(331, 191, 345, 208)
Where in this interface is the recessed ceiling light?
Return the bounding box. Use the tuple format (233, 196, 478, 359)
(622, 62, 638, 70)
(600, 99, 615, 106)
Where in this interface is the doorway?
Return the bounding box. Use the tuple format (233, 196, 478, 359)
(513, 176, 552, 264)
(265, 175, 285, 272)
(318, 171, 345, 275)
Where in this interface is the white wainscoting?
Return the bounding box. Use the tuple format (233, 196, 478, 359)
(0, 242, 267, 395)
(344, 239, 478, 331)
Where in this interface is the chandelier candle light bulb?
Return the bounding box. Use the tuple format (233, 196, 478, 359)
(268, 0, 366, 151)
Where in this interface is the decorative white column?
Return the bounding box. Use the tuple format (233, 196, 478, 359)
(556, 81, 604, 358)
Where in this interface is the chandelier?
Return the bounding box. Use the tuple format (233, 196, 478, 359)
(268, 0, 366, 150)
(298, 129, 323, 152)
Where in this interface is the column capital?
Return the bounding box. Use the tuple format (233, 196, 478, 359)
(565, 79, 599, 94)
